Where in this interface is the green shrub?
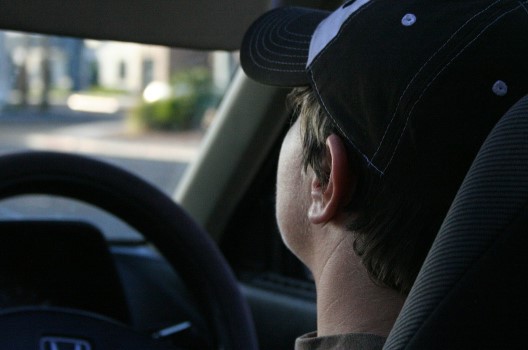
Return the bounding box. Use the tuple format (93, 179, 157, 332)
(131, 68, 220, 131)
(132, 94, 195, 130)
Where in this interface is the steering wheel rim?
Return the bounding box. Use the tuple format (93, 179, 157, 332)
(0, 151, 258, 350)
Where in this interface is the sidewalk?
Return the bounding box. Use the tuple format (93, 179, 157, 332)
(0, 105, 205, 163)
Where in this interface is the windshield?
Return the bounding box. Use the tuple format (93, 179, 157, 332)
(0, 31, 238, 240)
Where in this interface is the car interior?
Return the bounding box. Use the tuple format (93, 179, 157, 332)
(0, 0, 527, 349)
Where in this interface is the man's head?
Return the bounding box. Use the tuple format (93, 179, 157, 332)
(241, 0, 528, 294)
(287, 86, 439, 294)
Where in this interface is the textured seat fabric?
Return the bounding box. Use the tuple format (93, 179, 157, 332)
(384, 94, 528, 349)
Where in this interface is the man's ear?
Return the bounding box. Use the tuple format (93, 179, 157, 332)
(308, 134, 356, 225)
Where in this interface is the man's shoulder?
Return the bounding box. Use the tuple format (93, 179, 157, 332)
(295, 331, 386, 350)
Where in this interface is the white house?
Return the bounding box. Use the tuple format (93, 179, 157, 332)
(90, 41, 170, 94)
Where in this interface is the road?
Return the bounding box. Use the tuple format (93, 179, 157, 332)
(0, 106, 203, 240)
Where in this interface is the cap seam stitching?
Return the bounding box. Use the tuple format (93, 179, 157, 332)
(272, 13, 312, 45)
(262, 12, 310, 53)
(249, 12, 306, 72)
(518, 0, 528, 15)
(369, 0, 503, 167)
(309, 69, 385, 175)
(248, 44, 305, 72)
(382, 4, 521, 173)
(282, 9, 314, 38)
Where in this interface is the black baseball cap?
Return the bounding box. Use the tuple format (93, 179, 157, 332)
(241, 0, 528, 181)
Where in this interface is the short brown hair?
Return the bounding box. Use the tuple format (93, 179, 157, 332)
(288, 86, 447, 295)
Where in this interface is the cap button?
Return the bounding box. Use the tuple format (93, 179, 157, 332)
(401, 13, 417, 26)
(492, 80, 508, 97)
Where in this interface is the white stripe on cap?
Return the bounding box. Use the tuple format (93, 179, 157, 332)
(307, 0, 372, 67)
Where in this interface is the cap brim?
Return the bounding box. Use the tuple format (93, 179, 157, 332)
(241, 7, 330, 87)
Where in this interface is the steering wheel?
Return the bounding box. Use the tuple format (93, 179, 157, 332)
(0, 151, 258, 350)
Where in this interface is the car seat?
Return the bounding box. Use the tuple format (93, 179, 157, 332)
(384, 94, 528, 349)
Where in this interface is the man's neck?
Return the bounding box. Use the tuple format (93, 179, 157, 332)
(310, 230, 406, 338)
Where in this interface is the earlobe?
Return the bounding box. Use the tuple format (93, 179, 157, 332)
(308, 134, 355, 225)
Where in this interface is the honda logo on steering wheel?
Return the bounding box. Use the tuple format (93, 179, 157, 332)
(40, 336, 91, 350)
